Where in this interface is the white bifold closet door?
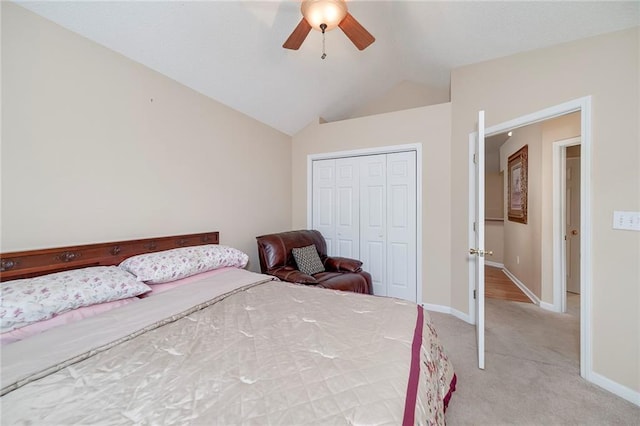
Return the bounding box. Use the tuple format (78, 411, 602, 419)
(312, 158, 360, 259)
(312, 151, 417, 302)
(360, 152, 416, 299)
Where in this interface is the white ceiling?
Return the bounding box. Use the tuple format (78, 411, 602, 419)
(17, 1, 639, 135)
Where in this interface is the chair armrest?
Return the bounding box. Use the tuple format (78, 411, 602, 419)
(324, 256, 363, 273)
(268, 267, 318, 284)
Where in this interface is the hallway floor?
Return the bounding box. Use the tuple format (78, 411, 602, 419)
(485, 266, 532, 303)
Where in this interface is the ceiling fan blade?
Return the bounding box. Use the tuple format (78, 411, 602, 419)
(283, 18, 312, 50)
(339, 13, 375, 51)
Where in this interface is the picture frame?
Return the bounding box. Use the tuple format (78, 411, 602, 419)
(507, 145, 528, 224)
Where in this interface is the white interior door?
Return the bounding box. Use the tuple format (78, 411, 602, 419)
(360, 154, 387, 296)
(566, 156, 581, 294)
(386, 151, 417, 302)
(471, 110, 486, 370)
(312, 159, 336, 255)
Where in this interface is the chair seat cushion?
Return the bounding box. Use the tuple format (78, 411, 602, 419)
(313, 272, 370, 294)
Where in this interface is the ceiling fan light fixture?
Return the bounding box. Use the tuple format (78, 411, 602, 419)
(301, 0, 348, 32)
(283, 0, 374, 52)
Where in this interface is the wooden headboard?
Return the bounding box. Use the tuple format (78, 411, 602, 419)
(0, 232, 219, 282)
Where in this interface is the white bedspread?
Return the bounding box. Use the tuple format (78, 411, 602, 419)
(1, 268, 454, 425)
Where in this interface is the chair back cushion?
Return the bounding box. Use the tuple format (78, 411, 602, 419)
(256, 230, 327, 273)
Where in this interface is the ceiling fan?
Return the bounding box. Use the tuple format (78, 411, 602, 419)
(283, 0, 375, 52)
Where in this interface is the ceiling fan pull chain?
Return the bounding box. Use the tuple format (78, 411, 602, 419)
(320, 23, 327, 60)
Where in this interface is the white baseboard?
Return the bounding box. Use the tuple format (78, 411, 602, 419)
(590, 371, 640, 406)
(501, 268, 540, 305)
(422, 303, 473, 324)
(539, 301, 560, 312)
(503, 272, 558, 312)
(486, 264, 558, 311)
(422, 303, 450, 314)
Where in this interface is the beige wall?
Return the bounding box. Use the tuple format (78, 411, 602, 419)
(540, 112, 581, 302)
(451, 28, 639, 391)
(1, 3, 292, 271)
(500, 124, 543, 297)
(347, 80, 450, 120)
(485, 172, 504, 219)
(485, 172, 504, 264)
(484, 221, 504, 265)
(292, 104, 452, 307)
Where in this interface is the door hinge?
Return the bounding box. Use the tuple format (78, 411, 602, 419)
(473, 289, 477, 299)
(473, 153, 477, 164)
(473, 222, 477, 232)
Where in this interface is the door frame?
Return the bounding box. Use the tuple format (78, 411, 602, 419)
(553, 136, 581, 314)
(468, 96, 592, 380)
(307, 143, 423, 304)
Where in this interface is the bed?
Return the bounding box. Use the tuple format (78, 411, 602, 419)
(0, 232, 456, 425)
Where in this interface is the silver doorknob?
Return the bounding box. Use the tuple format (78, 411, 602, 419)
(469, 248, 493, 257)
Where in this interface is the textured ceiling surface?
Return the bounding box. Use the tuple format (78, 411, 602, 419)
(17, 1, 640, 135)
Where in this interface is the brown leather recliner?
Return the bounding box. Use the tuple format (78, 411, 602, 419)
(256, 230, 372, 294)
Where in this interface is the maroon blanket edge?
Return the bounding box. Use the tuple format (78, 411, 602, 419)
(403, 305, 457, 425)
(444, 373, 457, 412)
(402, 305, 424, 426)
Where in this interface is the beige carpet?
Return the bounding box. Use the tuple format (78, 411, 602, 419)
(428, 298, 640, 425)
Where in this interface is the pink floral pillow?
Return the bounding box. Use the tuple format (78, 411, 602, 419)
(0, 266, 151, 333)
(118, 245, 249, 284)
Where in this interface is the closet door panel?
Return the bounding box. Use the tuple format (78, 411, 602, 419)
(386, 151, 417, 301)
(391, 186, 408, 227)
(360, 154, 387, 296)
(365, 241, 385, 295)
(335, 158, 360, 259)
(390, 242, 409, 288)
(312, 159, 336, 256)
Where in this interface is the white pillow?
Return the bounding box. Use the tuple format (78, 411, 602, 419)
(0, 266, 150, 333)
(118, 245, 249, 284)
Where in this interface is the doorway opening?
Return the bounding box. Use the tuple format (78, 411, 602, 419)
(469, 96, 592, 381)
(553, 137, 582, 318)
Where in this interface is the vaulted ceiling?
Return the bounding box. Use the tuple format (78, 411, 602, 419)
(17, 1, 639, 135)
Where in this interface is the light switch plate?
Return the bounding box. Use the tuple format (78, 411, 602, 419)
(613, 211, 640, 231)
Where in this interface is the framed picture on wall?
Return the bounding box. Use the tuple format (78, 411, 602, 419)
(508, 145, 528, 224)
